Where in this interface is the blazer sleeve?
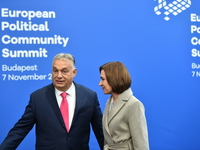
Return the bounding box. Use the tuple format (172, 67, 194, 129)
(128, 100, 149, 150)
(0, 96, 36, 150)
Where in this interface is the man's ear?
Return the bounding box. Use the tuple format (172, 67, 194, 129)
(73, 68, 77, 77)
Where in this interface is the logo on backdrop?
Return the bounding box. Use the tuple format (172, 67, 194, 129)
(154, 0, 192, 21)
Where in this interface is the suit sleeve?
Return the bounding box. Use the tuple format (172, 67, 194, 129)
(90, 92, 104, 150)
(0, 95, 36, 150)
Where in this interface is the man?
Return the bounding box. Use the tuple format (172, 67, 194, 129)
(0, 53, 104, 150)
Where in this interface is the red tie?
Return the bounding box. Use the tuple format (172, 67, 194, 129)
(60, 92, 69, 132)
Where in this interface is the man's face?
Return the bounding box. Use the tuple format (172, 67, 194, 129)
(52, 59, 77, 91)
(99, 70, 112, 95)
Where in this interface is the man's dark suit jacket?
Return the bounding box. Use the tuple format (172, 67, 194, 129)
(0, 82, 104, 150)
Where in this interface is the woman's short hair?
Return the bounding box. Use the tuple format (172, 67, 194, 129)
(99, 61, 131, 94)
(52, 53, 76, 69)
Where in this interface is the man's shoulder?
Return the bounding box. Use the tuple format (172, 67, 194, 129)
(74, 82, 96, 94)
(31, 83, 54, 95)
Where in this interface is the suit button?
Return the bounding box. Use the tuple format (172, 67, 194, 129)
(67, 137, 70, 140)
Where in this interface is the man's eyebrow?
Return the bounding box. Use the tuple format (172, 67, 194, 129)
(53, 67, 71, 70)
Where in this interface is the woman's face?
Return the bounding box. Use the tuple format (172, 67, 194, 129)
(99, 70, 112, 95)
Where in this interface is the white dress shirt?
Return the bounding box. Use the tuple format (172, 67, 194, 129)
(55, 83, 76, 129)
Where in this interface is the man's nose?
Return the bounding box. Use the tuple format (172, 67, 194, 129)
(57, 71, 63, 77)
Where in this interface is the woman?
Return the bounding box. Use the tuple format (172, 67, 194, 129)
(99, 61, 149, 150)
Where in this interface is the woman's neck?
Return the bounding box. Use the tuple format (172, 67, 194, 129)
(112, 93, 120, 102)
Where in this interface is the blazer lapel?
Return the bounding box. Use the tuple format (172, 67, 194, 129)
(107, 88, 133, 124)
(103, 99, 113, 137)
(46, 84, 64, 126)
(107, 98, 126, 124)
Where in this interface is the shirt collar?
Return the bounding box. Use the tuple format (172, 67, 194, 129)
(55, 82, 75, 97)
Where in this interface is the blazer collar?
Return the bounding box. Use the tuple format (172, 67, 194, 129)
(106, 88, 133, 124)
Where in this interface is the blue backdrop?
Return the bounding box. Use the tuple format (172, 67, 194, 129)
(1, 0, 200, 150)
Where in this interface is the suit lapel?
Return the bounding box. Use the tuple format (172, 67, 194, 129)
(71, 83, 83, 126)
(46, 84, 64, 126)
